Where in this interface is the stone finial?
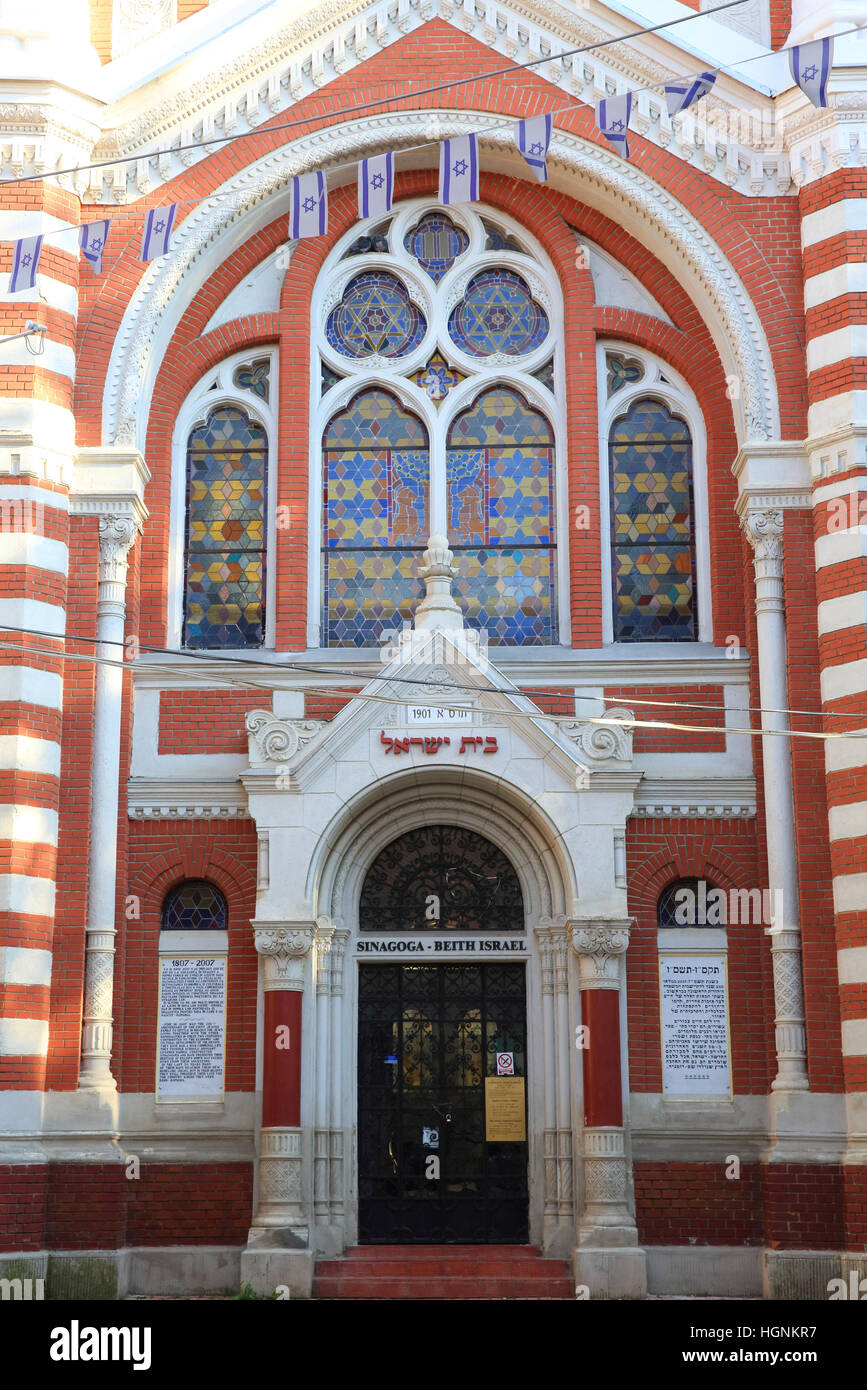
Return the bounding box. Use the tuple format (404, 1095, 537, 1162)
(414, 534, 464, 631)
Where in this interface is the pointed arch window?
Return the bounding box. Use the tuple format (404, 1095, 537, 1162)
(172, 350, 276, 651)
(314, 202, 562, 648)
(601, 343, 708, 644)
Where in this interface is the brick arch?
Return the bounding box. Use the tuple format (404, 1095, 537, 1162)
(118, 832, 259, 1093)
(628, 839, 756, 925)
(134, 166, 755, 649)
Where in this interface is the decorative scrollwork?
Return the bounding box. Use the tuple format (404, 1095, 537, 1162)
(245, 712, 323, 763)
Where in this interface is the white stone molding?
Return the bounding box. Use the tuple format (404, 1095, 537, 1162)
(246, 711, 324, 765)
(614, 830, 626, 889)
(253, 924, 316, 991)
(313, 916, 334, 1224)
(534, 925, 558, 1228)
(79, 508, 143, 1091)
(257, 831, 270, 893)
(256, 1126, 305, 1231)
(112, 0, 176, 60)
(535, 915, 574, 1234)
(57, 0, 821, 204)
(102, 111, 780, 454)
(581, 1126, 632, 1231)
(328, 926, 349, 1225)
(571, 921, 631, 989)
(739, 505, 809, 1093)
(414, 535, 464, 632)
(560, 709, 635, 765)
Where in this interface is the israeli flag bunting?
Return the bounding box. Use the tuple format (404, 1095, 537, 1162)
(79, 220, 110, 276)
(596, 93, 633, 159)
(665, 71, 716, 118)
(790, 37, 833, 108)
(141, 205, 177, 262)
(290, 171, 328, 239)
(439, 135, 479, 206)
(8, 235, 43, 293)
(358, 153, 394, 219)
(515, 114, 553, 183)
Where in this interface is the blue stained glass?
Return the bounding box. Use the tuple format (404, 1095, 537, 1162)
(609, 396, 696, 641)
(326, 271, 426, 359)
(183, 405, 266, 649)
(322, 389, 429, 646)
(446, 388, 556, 645)
(448, 269, 549, 357)
(162, 880, 227, 931)
(404, 213, 468, 282)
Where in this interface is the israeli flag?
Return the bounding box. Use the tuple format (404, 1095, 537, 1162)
(515, 114, 553, 183)
(141, 205, 177, 262)
(790, 37, 833, 108)
(8, 235, 43, 293)
(439, 135, 479, 206)
(290, 171, 328, 239)
(665, 71, 716, 118)
(79, 220, 110, 275)
(596, 93, 633, 159)
(358, 153, 394, 219)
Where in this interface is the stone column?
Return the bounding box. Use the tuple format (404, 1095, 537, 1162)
(252, 925, 313, 1230)
(78, 513, 140, 1090)
(572, 920, 646, 1299)
(313, 918, 333, 1229)
(242, 923, 316, 1296)
(740, 507, 809, 1092)
(328, 927, 349, 1233)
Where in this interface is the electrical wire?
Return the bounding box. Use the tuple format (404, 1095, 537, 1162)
(1, 624, 864, 743)
(0, 0, 758, 197)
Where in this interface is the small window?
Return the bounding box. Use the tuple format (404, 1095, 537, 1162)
(162, 880, 228, 931)
(658, 877, 720, 928)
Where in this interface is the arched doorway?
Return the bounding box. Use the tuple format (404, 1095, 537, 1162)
(357, 826, 529, 1244)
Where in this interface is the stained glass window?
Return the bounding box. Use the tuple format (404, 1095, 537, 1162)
(658, 878, 715, 928)
(449, 269, 549, 357)
(446, 387, 556, 644)
(404, 212, 468, 282)
(359, 825, 524, 932)
(232, 357, 270, 401)
(326, 271, 426, 359)
(606, 352, 644, 398)
(410, 351, 466, 404)
(609, 396, 696, 642)
(183, 405, 266, 649)
(162, 880, 227, 931)
(322, 388, 429, 647)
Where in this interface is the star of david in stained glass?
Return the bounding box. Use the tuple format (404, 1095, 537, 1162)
(409, 352, 466, 403)
(183, 406, 267, 649)
(449, 269, 549, 357)
(404, 212, 469, 282)
(322, 389, 429, 646)
(609, 396, 696, 641)
(326, 271, 426, 359)
(446, 387, 556, 644)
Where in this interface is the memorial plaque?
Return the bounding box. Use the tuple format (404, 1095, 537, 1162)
(156, 956, 227, 1103)
(659, 954, 731, 1099)
(485, 1076, 526, 1141)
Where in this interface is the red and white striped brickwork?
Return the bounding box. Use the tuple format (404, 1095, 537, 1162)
(802, 167, 867, 1246)
(0, 185, 78, 1109)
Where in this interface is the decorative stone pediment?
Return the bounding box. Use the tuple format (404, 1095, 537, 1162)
(246, 712, 324, 765)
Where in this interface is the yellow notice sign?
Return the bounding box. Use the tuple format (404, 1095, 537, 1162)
(485, 1076, 526, 1142)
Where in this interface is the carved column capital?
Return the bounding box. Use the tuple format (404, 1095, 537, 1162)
(254, 924, 315, 990)
(740, 507, 785, 610)
(571, 920, 631, 989)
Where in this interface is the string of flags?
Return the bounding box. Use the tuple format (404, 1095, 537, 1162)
(4, 35, 835, 293)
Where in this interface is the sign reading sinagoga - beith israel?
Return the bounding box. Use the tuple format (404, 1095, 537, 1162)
(156, 956, 227, 1103)
(659, 954, 732, 1099)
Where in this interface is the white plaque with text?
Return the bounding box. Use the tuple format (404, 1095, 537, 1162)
(156, 955, 227, 1102)
(406, 705, 473, 725)
(659, 954, 731, 1099)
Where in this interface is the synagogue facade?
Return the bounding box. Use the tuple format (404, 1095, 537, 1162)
(0, 0, 865, 1300)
